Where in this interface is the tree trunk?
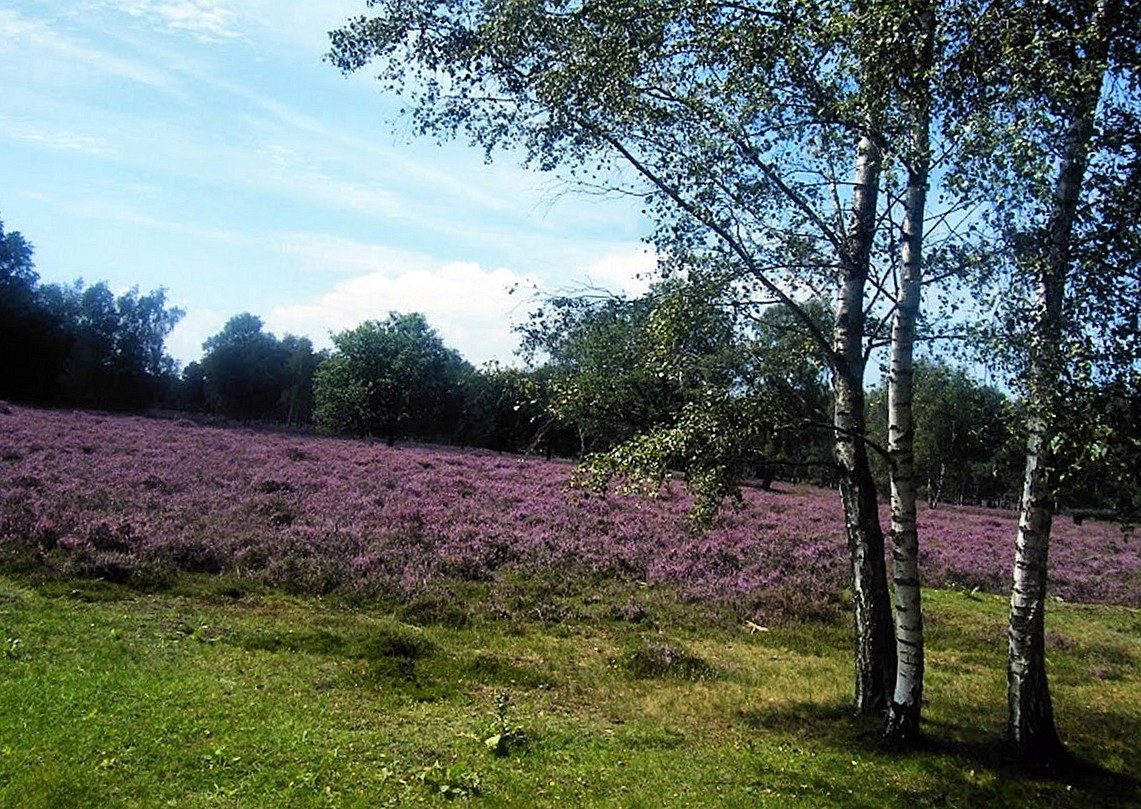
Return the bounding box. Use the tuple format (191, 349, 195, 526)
(834, 130, 896, 715)
(1008, 0, 1115, 759)
(1008, 409, 1063, 758)
(885, 3, 934, 746)
(1006, 153, 1079, 760)
(884, 160, 927, 743)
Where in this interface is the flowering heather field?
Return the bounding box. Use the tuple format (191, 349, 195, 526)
(1, 405, 1138, 615)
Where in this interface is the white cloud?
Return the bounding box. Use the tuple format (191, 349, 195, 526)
(166, 306, 228, 366)
(576, 247, 659, 298)
(267, 260, 538, 366)
(261, 244, 659, 368)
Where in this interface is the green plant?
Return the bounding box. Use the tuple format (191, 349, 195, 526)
(483, 691, 525, 757)
(3, 637, 21, 659)
(417, 760, 482, 799)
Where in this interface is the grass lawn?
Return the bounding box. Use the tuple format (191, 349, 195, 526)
(1, 575, 1138, 808)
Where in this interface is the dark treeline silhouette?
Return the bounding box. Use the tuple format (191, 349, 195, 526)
(2, 218, 183, 410)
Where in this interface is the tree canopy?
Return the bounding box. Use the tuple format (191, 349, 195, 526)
(313, 312, 473, 445)
(1, 217, 184, 410)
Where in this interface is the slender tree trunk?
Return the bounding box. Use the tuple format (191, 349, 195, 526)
(834, 131, 896, 715)
(1009, 403, 1063, 757)
(1007, 150, 1081, 760)
(1008, 0, 1115, 758)
(884, 155, 927, 743)
(885, 3, 934, 746)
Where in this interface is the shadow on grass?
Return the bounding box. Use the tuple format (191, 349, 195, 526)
(736, 700, 1141, 809)
(918, 721, 1141, 809)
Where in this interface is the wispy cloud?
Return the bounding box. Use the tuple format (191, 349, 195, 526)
(0, 9, 180, 90)
(270, 232, 440, 275)
(0, 116, 110, 155)
(108, 0, 240, 42)
(67, 196, 252, 244)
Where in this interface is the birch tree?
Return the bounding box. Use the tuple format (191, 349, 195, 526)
(329, 0, 915, 713)
(884, 0, 937, 743)
(952, 0, 1140, 758)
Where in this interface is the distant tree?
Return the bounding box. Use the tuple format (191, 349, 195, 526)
(2, 214, 182, 410)
(56, 283, 184, 409)
(114, 287, 184, 380)
(466, 362, 565, 456)
(569, 291, 835, 524)
(313, 313, 470, 445)
(0, 218, 66, 402)
(869, 360, 1021, 507)
(519, 277, 745, 458)
(738, 301, 835, 490)
(200, 313, 290, 421)
(1053, 377, 1141, 523)
(280, 335, 326, 428)
(173, 361, 209, 413)
(58, 282, 119, 407)
(0, 218, 36, 297)
(522, 278, 835, 522)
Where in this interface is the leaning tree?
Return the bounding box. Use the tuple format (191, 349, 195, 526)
(329, 0, 979, 734)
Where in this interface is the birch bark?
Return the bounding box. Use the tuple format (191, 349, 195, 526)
(1007, 0, 1115, 758)
(835, 131, 897, 714)
(885, 2, 935, 744)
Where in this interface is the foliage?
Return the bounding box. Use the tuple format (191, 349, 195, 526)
(950, 0, 1141, 497)
(1, 216, 184, 410)
(1053, 376, 1141, 523)
(0, 217, 36, 295)
(519, 277, 746, 456)
(524, 279, 834, 521)
(464, 362, 559, 455)
(869, 359, 1023, 507)
(482, 691, 526, 757)
(55, 281, 185, 410)
(199, 313, 320, 423)
(0, 218, 66, 403)
(313, 312, 473, 444)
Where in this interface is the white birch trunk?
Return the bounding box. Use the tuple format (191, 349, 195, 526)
(885, 3, 934, 745)
(1008, 0, 1115, 758)
(835, 130, 896, 715)
(1009, 404, 1062, 756)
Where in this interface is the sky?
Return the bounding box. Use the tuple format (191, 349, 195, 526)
(0, 0, 657, 369)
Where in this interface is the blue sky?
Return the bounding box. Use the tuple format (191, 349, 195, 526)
(0, 0, 655, 368)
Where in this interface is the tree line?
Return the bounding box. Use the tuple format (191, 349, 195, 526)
(1, 219, 183, 411)
(7, 214, 1129, 530)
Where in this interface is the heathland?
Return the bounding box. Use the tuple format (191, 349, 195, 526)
(1, 405, 1139, 807)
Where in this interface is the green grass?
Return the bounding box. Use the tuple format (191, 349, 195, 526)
(1, 576, 1138, 808)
